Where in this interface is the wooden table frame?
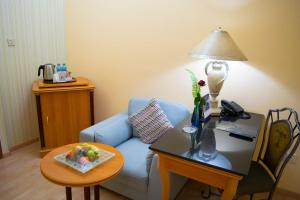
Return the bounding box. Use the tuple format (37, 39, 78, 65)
(156, 152, 243, 200)
(65, 185, 99, 200)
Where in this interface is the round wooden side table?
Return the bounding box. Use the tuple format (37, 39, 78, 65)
(40, 143, 124, 200)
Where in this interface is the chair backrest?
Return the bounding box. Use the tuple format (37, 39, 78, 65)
(258, 108, 300, 180)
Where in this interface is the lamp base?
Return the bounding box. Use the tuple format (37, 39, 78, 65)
(210, 99, 219, 109)
(203, 98, 221, 118)
(205, 107, 221, 117)
(203, 96, 221, 119)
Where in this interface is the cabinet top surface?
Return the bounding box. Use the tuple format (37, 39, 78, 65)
(32, 77, 95, 94)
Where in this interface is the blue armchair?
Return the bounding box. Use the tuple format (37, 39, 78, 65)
(80, 97, 190, 200)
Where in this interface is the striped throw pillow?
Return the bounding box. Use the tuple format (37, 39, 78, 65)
(129, 98, 173, 144)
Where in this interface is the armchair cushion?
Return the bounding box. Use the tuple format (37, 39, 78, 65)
(113, 137, 150, 192)
(129, 98, 173, 144)
(128, 97, 190, 127)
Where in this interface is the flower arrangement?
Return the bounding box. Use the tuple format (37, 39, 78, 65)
(186, 69, 206, 127)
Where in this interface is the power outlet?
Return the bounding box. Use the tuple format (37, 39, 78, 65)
(7, 39, 15, 47)
(290, 154, 297, 164)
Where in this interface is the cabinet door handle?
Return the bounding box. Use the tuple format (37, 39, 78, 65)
(46, 116, 49, 125)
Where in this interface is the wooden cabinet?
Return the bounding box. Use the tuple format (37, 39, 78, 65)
(32, 77, 95, 156)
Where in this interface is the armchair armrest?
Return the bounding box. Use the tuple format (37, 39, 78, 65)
(148, 154, 162, 200)
(80, 112, 132, 147)
(148, 154, 187, 200)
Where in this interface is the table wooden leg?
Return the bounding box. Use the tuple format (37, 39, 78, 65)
(220, 179, 239, 200)
(66, 187, 72, 200)
(84, 187, 90, 200)
(94, 185, 100, 200)
(158, 157, 170, 200)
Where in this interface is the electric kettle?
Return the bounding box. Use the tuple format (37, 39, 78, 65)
(38, 64, 56, 82)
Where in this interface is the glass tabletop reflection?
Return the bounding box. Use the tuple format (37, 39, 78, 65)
(149, 113, 264, 176)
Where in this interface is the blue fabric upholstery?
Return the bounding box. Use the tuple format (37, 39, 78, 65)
(80, 97, 190, 200)
(80, 112, 132, 147)
(148, 154, 187, 200)
(102, 138, 150, 193)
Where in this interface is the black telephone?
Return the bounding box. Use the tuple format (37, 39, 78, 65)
(220, 100, 251, 119)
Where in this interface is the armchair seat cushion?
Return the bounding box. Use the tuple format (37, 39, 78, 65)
(113, 137, 150, 192)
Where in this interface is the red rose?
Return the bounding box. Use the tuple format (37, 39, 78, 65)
(198, 80, 206, 86)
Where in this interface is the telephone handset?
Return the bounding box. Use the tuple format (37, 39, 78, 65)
(220, 100, 251, 119)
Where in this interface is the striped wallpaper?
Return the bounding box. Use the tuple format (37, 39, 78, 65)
(0, 97, 9, 154)
(0, 0, 66, 149)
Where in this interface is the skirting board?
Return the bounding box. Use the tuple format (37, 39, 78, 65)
(9, 138, 39, 152)
(1, 138, 39, 158)
(277, 188, 300, 199)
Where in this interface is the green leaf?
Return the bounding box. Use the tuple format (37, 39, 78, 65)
(200, 97, 206, 106)
(194, 94, 200, 105)
(186, 69, 201, 99)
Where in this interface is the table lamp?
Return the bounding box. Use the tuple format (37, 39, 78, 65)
(190, 27, 247, 115)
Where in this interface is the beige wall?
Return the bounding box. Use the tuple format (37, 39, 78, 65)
(66, 0, 300, 193)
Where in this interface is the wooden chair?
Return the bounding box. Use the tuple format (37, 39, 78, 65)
(237, 108, 300, 200)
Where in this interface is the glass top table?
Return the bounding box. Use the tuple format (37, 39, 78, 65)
(149, 113, 265, 176)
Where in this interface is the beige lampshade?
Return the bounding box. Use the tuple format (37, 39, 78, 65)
(190, 28, 248, 61)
